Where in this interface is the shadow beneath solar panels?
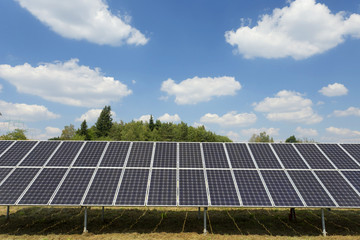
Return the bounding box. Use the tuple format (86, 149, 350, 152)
(1, 207, 360, 237)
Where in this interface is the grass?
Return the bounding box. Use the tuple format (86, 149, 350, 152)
(1, 206, 360, 239)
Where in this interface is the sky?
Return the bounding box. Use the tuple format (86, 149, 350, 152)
(0, 0, 360, 142)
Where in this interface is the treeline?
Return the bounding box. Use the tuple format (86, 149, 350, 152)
(51, 106, 232, 142)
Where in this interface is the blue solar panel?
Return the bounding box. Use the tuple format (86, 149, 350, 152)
(0, 141, 37, 166)
(294, 144, 334, 169)
(341, 144, 360, 164)
(342, 171, 360, 193)
(0, 168, 13, 183)
(0, 141, 14, 155)
(226, 143, 255, 168)
(100, 142, 130, 167)
(46, 141, 84, 167)
(179, 143, 203, 168)
(179, 169, 208, 206)
(147, 169, 177, 206)
(153, 142, 177, 168)
(249, 144, 282, 169)
(20, 141, 60, 166)
(126, 142, 153, 167)
(73, 142, 107, 167)
(202, 143, 229, 168)
(271, 144, 308, 169)
(318, 144, 360, 169)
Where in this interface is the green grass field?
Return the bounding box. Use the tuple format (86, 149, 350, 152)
(1, 206, 360, 239)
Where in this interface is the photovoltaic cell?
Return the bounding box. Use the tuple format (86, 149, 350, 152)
(294, 144, 334, 169)
(206, 170, 240, 206)
(147, 169, 177, 206)
(261, 170, 303, 207)
(126, 142, 153, 167)
(202, 143, 229, 169)
(0, 168, 39, 205)
(341, 144, 360, 164)
(83, 169, 122, 205)
(288, 171, 335, 207)
(271, 144, 308, 169)
(315, 171, 360, 207)
(179, 143, 203, 168)
(46, 141, 84, 167)
(0, 168, 12, 183)
(100, 142, 130, 167)
(342, 171, 360, 193)
(20, 141, 60, 166)
(0, 141, 37, 166)
(153, 142, 177, 168)
(249, 144, 282, 169)
(73, 142, 107, 167)
(318, 144, 360, 169)
(19, 168, 67, 205)
(226, 143, 255, 169)
(179, 169, 208, 206)
(51, 168, 94, 205)
(0, 141, 14, 155)
(116, 169, 149, 206)
(233, 170, 271, 206)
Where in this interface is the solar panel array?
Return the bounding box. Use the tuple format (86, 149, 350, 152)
(1, 141, 360, 208)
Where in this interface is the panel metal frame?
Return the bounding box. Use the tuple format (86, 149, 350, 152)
(144, 142, 156, 206)
(337, 144, 360, 168)
(200, 143, 211, 206)
(0, 141, 17, 158)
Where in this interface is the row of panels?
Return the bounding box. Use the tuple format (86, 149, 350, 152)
(1, 141, 360, 169)
(1, 166, 360, 207)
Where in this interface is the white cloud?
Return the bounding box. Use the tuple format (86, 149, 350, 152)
(134, 114, 151, 123)
(331, 107, 360, 117)
(326, 127, 360, 137)
(193, 122, 205, 128)
(225, 0, 360, 59)
(319, 83, 348, 97)
(33, 126, 62, 140)
(0, 100, 59, 121)
(75, 109, 116, 123)
(226, 131, 240, 142)
(295, 126, 318, 137)
(0, 84, 2, 92)
(15, 0, 148, 46)
(161, 76, 241, 105)
(157, 113, 181, 123)
(0, 59, 132, 107)
(253, 90, 322, 124)
(200, 111, 257, 127)
(241, 127, 280, 137)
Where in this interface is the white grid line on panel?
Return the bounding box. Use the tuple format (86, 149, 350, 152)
(176, 142, 179, 207)
(43, 141, 64, 167)
(16, 141, 40, 167)
(314, 144, 338, 169)
(80, 142, 110, 205)
(246, 143, 275, 207)
(223, 143, 243, 206)
(269, 143, 307, 207)
(0, 141, 17, 158)
(338, 144, 360, 168)
(293, 144, 339, 207)
(145, 142, 156, 206)
(200, 143, 211, 206)
(113, 142, 133, 205)
(48, 142, 87, 205)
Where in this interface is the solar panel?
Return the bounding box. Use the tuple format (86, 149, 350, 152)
(318, 144, 360, 169)
(0, 168, 13, 183)
(206, 170, 240, 206)
(100, 142, 130, 167)
(73, 142, 107, 167)
(261, 170, 303, 207)
(294, 144, 334, 169)
(342, 171, 360, 194)
(19, 168, 67, 205)
(0, 141, 37, 166)
(179, 169, 208, 206)
(115, 169, 149, 206)
(0, 141, 14, 155)
(249, 144, 282, 169)
(315, 171, 360, 207)
(51, 168, 94, 205)
(0, 168, 39, 204)
(225, 143, 255, 169)
(233, 170, 271, 206)
(46, 141, 84, 166)
(271, 144, 309, 169)
(341, 144, 360, 163)
(126, 142, 153, 167)
(20, 141, 60, 166)
(147, 169, 177, 206)
(83, 169, 122, 205)
(288, 170, 336, 207)
(152, 142, 177, 168)
(179, 143, 203, 168)
(202, 143, 229, 168)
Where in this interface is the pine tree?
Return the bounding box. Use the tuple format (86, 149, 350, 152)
(95, 106, 113, 137)
(149, 115, 155, 131)
(79, 120, 90, 140)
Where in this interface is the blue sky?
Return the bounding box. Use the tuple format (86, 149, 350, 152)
(0, 0, 360, 142)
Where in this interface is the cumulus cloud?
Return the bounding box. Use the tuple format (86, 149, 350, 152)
(134, 114, 151, 123)
(0, 84, 2, 92)
(241, 127, 280, 137)
(225, 0, 360, 59)
(331, 107, 360, 117)
(319, 83, 348, 97)
(295, 126, 318, 137)
(15, 0, 148, 46)
(0, 100, 59, 121)
(158, 113, 181, 123)
(226, 131, 241, 142)
(253, 90, 322, 124)
(326, 127, 360, 137)
(33, 126, 62, 140)
(200, 111, 257, 127)
(0, 59, 132, 107)
(75, 109, 116, 123)
(161, 76, 241, 105)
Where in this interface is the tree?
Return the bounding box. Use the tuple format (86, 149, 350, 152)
(79, 120, 90, 140)
(0, 129, 27, 140)
(149, 115, 155, 131)
(249, 131, 274, 142)
(61, 124, 76, 140)
(95, 106, 113, 137)
(285, 135, 298, 143)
